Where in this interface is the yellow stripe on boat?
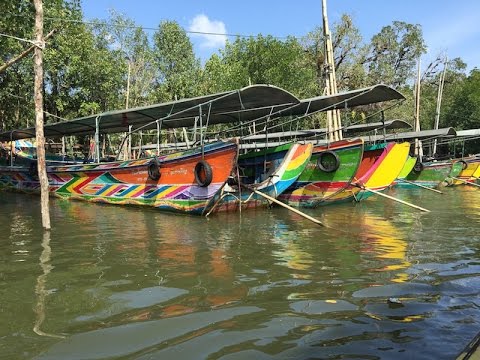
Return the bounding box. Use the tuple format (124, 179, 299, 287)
(364, 142, 410, 189)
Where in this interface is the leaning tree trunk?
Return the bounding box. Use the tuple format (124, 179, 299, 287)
(34, 0, 51, 230)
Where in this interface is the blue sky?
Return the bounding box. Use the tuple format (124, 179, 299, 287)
(81, 0, 480, 71)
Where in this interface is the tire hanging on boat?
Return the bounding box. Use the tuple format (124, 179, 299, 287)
(147, 158, 161, 181)
(316, 151, 340, 173)
(459, 160, 468, 170)
(413, 159, 424, 173)
(194, 160, 213, 187)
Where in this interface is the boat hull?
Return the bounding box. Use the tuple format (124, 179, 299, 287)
(452, 156, 480, 185)
(350, 142, 410, 201)
(279, 138, 364, 208)
(403, 160, 457, 188)
(210, 143, 313, 212)
(0, 141, 238, 215)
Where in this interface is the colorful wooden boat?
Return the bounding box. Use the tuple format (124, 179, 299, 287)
(394, 155, 417, 183)
(0, 140, 238, 215)
(278, 138, 364, 208)
(348, 142, 411, 201)
(444, 160, 466, 186)
(451, 156, 480, 185)
(0, 84, 310, 215)
(403, 160, 459, 188)
(397, 155, 417, 181)
(208, 142, 312, 213)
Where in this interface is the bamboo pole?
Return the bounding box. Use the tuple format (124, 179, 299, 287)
(397, 179, 443, 194)
(322, 0, 342, 141)
(357, 185, 430, 212)
(34, 0, 50, 230)
(452, 177, 480, 188)
(252, 189, 326, 226)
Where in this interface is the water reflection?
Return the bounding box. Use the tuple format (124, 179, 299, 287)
(1, 191, 480, 359)
(33, 231, 65, 339)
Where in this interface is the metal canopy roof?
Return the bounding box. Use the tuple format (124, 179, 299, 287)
(241, 119, 412, 141)
(361, 127, 457, 142)
(0, 84, 299, 141)
(0, 83, 405, 142)
(279, 84, 405, 116)
(456, 129, 480, 137)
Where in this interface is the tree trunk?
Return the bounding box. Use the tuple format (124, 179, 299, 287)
(34, 0, 51, 230)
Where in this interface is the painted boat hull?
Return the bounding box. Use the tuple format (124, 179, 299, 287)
(403, 160, 458, 188)
(452, 156, 480, 185)
(0, 141, 238, 215)
(210, 143, 313, 212)
(396, 156, 417, 181)
(278, 138, 364, 208)
(349, 142, 410, 201)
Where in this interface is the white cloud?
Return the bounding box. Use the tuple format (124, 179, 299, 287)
(188, 14, 227, 49)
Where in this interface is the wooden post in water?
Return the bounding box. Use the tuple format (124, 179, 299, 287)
(34, 0, 51, 230)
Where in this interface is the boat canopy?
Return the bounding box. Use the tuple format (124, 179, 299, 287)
(456, 129, 480, 137)
(278, 84, 405, 116)
(0, 84, 300, 141)
(0, 83, 405, 142)
(361, 127, 457, 143)
(241, 119, 411, 141)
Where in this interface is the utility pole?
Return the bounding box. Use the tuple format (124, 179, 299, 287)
(432, 56, 448, 156)
(414, 57, 423, 159)
(322, 0, 342, 141)
(34, 0, 51, 230)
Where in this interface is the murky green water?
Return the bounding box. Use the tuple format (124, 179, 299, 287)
(1, 185, 480, 359)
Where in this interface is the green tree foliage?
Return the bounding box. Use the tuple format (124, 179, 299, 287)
(0, 0, 475, 148)
(204, 35, 318, 98)
(152, 21, 201, 101)
(362, 21, 426, 87)
(303, 15, 365, 90)
(444, 69, 480, 130)
(95, 10, 157, 108)
(0, 0, 36, 130)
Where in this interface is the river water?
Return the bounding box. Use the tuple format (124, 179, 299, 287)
(1, 185, 479, 359)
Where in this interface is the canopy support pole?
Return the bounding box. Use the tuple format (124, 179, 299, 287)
(95, 116, 100, 162)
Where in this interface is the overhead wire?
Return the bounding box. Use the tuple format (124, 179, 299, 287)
(2, 12, 292, 41)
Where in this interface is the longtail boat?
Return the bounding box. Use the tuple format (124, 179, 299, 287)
(247, 85, 407, 208)
(0, 141, 237, 214)
(401, 160, 459, 188)
(395, 155, 417, 182)
(278, 138, 364, 207)
(207, 142, 312, 213)
(348, 141, 411, 201)
(0, 85, 309, 215)
(451, 156, 480, 185)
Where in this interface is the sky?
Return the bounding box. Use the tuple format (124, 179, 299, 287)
(81, 0, 480, 72)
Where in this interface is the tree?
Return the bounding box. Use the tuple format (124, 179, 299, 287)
(362, 21, 427, 87)
(93, 10, 157, 109)
(203, 35, 318, 98)
(152, 20, 201, 101)
(303, 14, 365, 90)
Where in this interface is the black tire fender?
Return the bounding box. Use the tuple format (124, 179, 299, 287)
(413, 159, 424, 173)
(317, 150, 340, 173)
(147, 158, 161, 181)
(194, 160, 213, 187)
(459, 160, 468, 170)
